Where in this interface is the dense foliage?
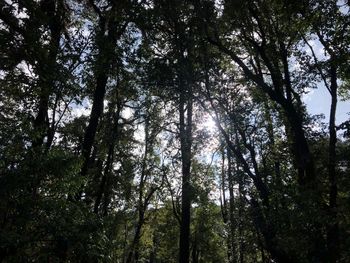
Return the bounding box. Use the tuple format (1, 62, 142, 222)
(0, 0, 349, 262)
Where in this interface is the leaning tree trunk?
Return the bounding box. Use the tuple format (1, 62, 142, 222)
(80, 8, 126, 179)
(80, 69, 109, 178)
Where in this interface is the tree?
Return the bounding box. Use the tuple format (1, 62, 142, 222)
(1, 0, 350, 262)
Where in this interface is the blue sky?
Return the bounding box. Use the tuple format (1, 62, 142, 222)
(304, 86, 349, 125)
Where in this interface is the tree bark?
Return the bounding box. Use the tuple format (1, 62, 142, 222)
(32, 0, 65, 148)
(80, 8, 126, 178)
(93, 100, 121, 214)
(327, 64, 339, 263)
(179, 78, 193, 263)
(80, 72, 109, 178)
(227, 150, 237, 263)
(250, 199, 294, 263)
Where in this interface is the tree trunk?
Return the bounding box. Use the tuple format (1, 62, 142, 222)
(282, 102, 315, 186)
(32, 0, 64, 148)
(179, 80, 193, 263)
(80, 72, 109, 178)
(80, 12, 125, 178)
(327, 64, 339, 263)
(250, 199, 294, 263)
(93, 146, 112, 214)
(238, 166, 244, 263)
(192, 237, 199, 263)
(227, 150, 236, 263)
(94, 100, 121, 214)
(220, 146, 236, 263)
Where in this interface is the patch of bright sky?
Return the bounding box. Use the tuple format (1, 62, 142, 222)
(201, 115, 217, 134)
(300, 36, 350, 125)
(70, 98, 91, 118)
(339, 0, 350, 13)
(303, 86, 350, 125)
(302, 2, 350, 124)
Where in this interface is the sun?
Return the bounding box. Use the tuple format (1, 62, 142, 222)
(202, 116, 217, 133)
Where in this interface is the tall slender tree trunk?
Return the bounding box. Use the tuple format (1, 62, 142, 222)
(80, 9, 126, 178)
(327, 64, 339, 263)
(126, 119, 150, 263)
(227, 150, 236, 263)
(179, 77, 193, 263)
(263, 101, 282, 185)
(94, 143, 113, 214)
(29, 0, 65, 202)
(126, 216, 144, 263)
(80, 71, 109, 177)
(33, 0, 64, 148)
(220, 146, 236, 263)
(238, 164, 245, 263)
(126, 108, 161, 262)
(94, 99, 121, 214)
(192, 236, 199, 263)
